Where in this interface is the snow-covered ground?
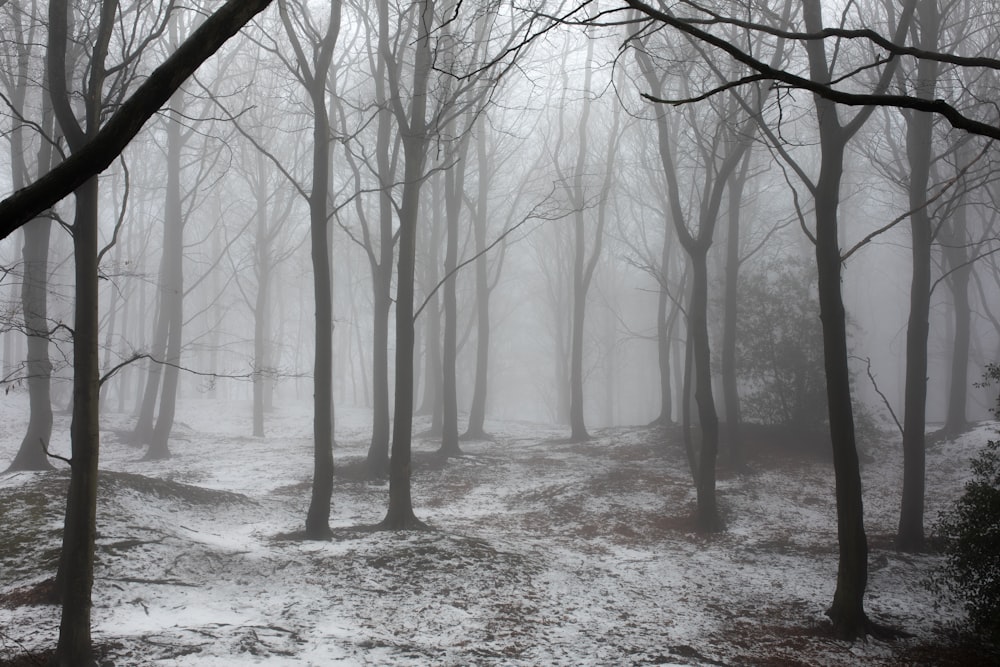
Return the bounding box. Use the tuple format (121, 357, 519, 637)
(0, 392, 996, 665)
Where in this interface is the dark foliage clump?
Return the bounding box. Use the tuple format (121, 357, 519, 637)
(935, 364, 1000, 641)
(736, 256, 827, 431)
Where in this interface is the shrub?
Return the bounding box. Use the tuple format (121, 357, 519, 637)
(935, 364, 1000, 640)
(736, 256, 827, 431)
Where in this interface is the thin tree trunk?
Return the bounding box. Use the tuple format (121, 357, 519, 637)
(464, 124, 492, 439)
(439, 131, 469, 457)
(721, 155, 750, 472)
(147, 101, 186, 460)
(941, 156, 972, 436)
(383, 0, 434, 531)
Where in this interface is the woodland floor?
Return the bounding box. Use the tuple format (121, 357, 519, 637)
(0, 395, 998, 666)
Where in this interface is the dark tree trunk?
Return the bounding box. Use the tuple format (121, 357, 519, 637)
(383, 135, 428, 530)
(690, 250, 721, 531)
(815, 172, 868, 637)
(279, 0, 341, 540)
(49, 2, 111, 661)
(896, 0, 938, 554)
(382, 0, 434, 531)
(55, 178, 101, 667)
(809, 103, 869, 639)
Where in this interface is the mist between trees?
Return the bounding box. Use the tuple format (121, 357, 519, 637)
(2, 0, 1000, 662)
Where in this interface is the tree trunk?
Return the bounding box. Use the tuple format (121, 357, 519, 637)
(304, 90, 335, 540)
(55, 178, 101, 667)
(652, 230, 674, 426)
(439, 133, 469, 457)
(812, 125, 869, 638)
(690, 249, 721, 531)
(367, 275, 392, 476)
(816, 176, 868, 637)
(896, 0, 939, 553)
(417, 174, 443, 433)
(721, 156, 749, 472)
(463, 125, 492, 440)
(568, 201, 590, 441)
(252, 156, 272, 438)
(383, 135, 428, 530)
(382, 0, 434, 531)
(365, 68, 397, 478)
(49, 2, 111, 660)
(147, 102, 186, 460)
(941, 162, 972, 436)
(133, 287, 166, 439)
(9, 84, 56, 472)
(943, 252, 972, 434)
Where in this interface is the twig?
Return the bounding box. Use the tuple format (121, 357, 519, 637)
(41, 438, 72, 466)
(853, 355, 902, 435)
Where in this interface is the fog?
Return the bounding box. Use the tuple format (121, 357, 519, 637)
(2, 0, 1000, 662)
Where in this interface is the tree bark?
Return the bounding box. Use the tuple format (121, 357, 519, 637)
(49, 2, 112, 661)
(282, 0, 341, 541)
(383, 0, 435, 531)
(896, 0, 939, 554)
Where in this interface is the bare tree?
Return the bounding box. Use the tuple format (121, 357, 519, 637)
(2, 0, 56, 472)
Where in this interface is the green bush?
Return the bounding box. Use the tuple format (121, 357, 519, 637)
(935, 364, 1000, 640)
(736, 256, 827, 430)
